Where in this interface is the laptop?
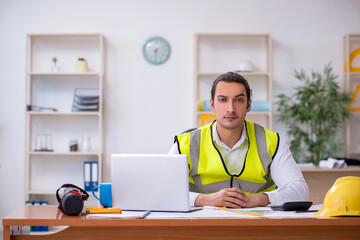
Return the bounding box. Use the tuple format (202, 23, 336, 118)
(110, 154, 202, 212)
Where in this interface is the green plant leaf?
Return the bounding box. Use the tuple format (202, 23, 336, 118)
(275, 63, 352, 165)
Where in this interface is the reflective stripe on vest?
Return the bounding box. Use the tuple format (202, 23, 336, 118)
(178, 120, 279, 194)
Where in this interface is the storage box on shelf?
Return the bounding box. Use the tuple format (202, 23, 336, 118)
(25, 34, 104, 204)
(194, 34, 272, 129)
(343, 34, 360, 158)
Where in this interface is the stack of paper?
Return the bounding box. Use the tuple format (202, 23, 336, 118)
(86, 210, 151, 219)
(319, 158, 347, 169)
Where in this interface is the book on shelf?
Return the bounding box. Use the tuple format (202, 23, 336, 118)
(30, 201, 49, 231)
(72, 102, 99, 111)
(84, 161, 98, 191)
(250, 101, 270, 111)
(72, 88, 99, 112)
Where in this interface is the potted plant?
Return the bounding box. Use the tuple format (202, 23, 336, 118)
(276, 63, 352, 165)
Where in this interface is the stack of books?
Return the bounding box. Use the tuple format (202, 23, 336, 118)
(72, 88, 99, 112)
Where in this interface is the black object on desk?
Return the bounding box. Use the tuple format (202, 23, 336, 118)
(270, 201, 313, 211)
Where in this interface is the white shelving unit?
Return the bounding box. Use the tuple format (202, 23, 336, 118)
(25, 33, 104, 203)
(343, 34, 360, 158)
(194, 34, 272, 129)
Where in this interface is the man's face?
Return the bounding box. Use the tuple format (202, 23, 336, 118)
(210, 81, 251, 131)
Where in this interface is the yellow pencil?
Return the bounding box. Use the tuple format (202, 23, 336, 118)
(86, 208, 122, 214)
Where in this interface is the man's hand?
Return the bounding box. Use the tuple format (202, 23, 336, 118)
(246, 192, 270, 207)
(194, 188, 270, 208)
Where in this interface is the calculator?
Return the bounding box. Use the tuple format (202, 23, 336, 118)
(270, 201, 313, 211)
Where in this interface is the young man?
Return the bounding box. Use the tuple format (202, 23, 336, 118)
(169, 72, 309, 208)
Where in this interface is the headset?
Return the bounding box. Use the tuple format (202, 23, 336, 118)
(56, 184, 89, 215)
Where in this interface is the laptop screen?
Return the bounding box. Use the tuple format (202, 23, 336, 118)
(110, 154, 191, 211)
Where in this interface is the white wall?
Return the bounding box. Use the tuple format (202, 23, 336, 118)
(1, 0, 359, 226)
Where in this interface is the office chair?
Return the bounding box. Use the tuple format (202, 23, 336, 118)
(181, 128, 198, 134)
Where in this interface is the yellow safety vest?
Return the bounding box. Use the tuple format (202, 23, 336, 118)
(175, 120, 279, 194)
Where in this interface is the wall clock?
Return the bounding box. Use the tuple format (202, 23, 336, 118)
(142, 37, 170, 65)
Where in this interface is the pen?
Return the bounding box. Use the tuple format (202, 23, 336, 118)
(295, 210, 318, 213)
(143, 210, 151, 218)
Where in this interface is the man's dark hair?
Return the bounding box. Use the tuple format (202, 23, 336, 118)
(211, 72, 252, 104)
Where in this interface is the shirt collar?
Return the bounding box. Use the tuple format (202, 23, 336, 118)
(212, 121, 247, 151)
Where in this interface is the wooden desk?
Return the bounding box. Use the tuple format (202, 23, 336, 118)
(301, 166, 360, 204)
(3, 205, 360, 240)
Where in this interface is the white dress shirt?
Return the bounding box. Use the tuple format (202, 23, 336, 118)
(169, 122, 309, 206)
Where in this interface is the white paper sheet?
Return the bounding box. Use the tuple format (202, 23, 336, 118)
(146, 205, 323, 219)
